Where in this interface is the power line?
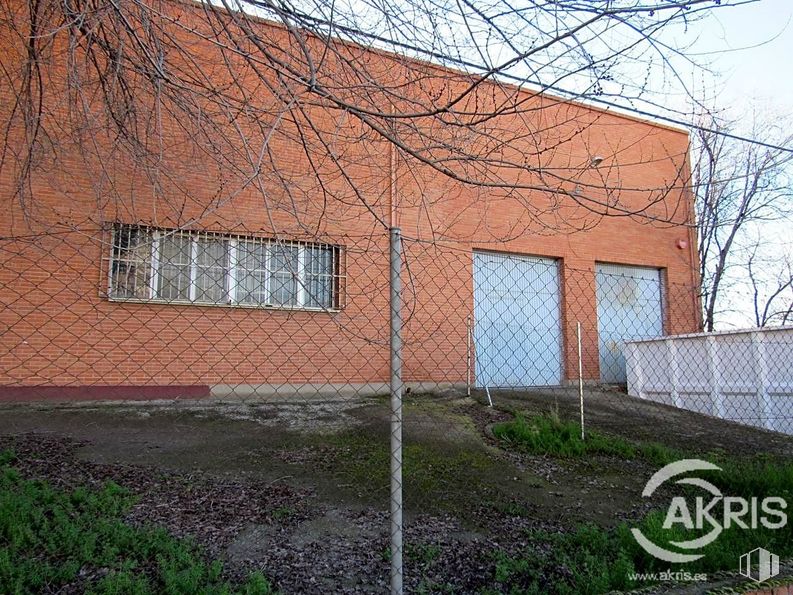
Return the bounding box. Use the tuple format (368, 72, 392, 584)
(266, 4, 793, 155)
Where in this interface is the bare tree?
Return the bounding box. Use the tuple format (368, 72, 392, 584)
(693, 111, 793, 331)
(0, 0, 751, 242)
(746, 240, 793, 327)
(0, 7, 772, 589)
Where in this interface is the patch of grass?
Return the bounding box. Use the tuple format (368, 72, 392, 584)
(492, 499, 533, 518)
(492, 410, 680, 464)
(403, 397, 480, 436)
(487, 455, 793, 594)
(270, 506, 295, 521)
(0, 450, 274, 594)
(405, 542, 442, 567)
(709, 455, 793, 499)
(416, 581, 457, 595)
(327, 430, 494, 508)
(486, 524, 637, 595)
(406, 542, 451, 595)
(628, 456, 793, 575)
(405, 443, 492, 500)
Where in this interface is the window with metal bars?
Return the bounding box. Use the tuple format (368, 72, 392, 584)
(108, 224, 341, 310)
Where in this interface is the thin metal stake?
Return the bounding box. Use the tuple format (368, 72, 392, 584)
(577, 321, 585, 441)
(466, 316, 472, 397)
(389, 227, 403, 595)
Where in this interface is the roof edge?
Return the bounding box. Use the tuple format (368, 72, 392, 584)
(175, 0, 691, 137)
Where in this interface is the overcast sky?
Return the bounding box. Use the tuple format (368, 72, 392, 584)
(687, 0, 793, 115)
(687, 0, 792, 328)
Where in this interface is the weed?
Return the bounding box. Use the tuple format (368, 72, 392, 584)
(270, 506, 295, 520)
(488, 525, 637, 595)
(487, 451, 793, 594)
(405, 542, 442, 567)
(492, 499, 532, 518)
(416, 580, 457, 595)
(622, 456, 793, 576)
(492, 411, 680, 464)
(0, 450, 274, 594)
(326, 429, 495, 509)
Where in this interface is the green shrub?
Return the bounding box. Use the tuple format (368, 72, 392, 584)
(0, 449, 274, 594)
(489, 524, 637, 595)
(492, 411, 679, 464)
(488, 451, 793, 594)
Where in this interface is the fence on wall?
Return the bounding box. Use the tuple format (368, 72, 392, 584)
(626, 327, 793, 435)
(2, 223, 793, 592)
(1, 222, 707, 395)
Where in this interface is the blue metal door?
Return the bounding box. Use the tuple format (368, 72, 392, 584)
(596, 263, 663, 383)
(473, 252, 562, 387)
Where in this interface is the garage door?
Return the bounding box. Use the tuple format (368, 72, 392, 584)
(473, 252, 562, 387)
(596, 263, 664, 383)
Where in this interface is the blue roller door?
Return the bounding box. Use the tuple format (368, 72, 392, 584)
(596, 263, 664, 383)
(473, 252, 562, 387)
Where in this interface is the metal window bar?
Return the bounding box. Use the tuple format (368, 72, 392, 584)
(103, 224, 345, 312)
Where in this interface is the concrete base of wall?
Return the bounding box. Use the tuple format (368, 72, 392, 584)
(209, 382, 389, 400)
(0, 385, 211, 403)
(0, 382, 469, 405)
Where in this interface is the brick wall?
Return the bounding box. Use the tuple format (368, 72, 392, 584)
(0, 0, 700, 395)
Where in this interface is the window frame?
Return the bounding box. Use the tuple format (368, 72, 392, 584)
(105, 224, 343, 312)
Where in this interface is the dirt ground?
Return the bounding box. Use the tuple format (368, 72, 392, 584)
(0, 387, 791, 593)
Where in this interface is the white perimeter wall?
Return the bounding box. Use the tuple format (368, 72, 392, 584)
(625, 327, 793, 435)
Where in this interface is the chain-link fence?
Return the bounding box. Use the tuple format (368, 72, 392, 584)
(2, 221, 793, 592)
(2, 223, 719, 406)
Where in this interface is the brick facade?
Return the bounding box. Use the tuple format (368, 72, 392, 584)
(0, 0, 700, 398)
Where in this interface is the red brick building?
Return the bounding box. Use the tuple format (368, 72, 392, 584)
(0, 0, 700, 400)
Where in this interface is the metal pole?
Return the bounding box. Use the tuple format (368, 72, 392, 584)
(466, 316, 472, 397)
(389, 227, 403, 595)
(577, 321, 584, 441)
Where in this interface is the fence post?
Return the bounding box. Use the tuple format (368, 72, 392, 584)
(707, 335, 725, 419)
(751, 331, 773, 431)
(577, 321, 584, 440)
(466, 316, 471, 397)
(666, 338, 680, 408)
(389, 227, 403, 595)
